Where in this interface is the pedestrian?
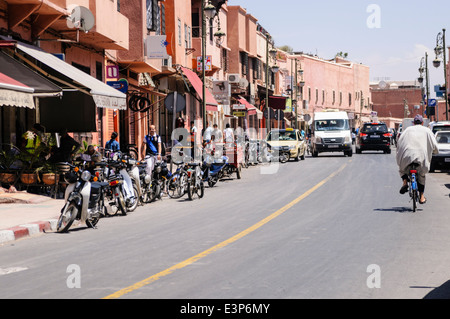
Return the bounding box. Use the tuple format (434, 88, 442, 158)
(105, 132, 120, 153)
(203, 122, 214, 146)
(50, 129, 81, 163)
(396, 114, 439, 204)
(224, 123, 234, 144)
(212, 124, 223, 143)
(142, 124, 162, 177)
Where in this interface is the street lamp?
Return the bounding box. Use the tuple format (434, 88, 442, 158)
(264, 34, 279, 134)
(418, 54, 430, 119)
(434, 28, 449, 121)
(200, 0, 225, 134)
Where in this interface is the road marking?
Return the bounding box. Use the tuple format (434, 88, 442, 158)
(0, 267, 28, 276)
(103, 163, 348, 299)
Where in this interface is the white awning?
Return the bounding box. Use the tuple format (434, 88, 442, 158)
(15, 42, 126, 110)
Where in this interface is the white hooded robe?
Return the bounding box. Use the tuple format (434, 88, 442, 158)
(396, 124, 439, 184)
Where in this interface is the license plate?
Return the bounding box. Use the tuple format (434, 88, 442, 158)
(445, 158, 450, 163)
(370, 135, 380, 138)
(328, 145, 339, 148)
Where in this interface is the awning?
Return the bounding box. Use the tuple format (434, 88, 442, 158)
(0, 51, 62, 96)
(0, 72, 35, 109)
(14, 41, 126, 110)
(238, 97, 257, 115)
(269, 95, 287, 110)
(180, 67, 219, 112)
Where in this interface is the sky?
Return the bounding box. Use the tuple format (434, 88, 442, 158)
(228, 0, 450, 97)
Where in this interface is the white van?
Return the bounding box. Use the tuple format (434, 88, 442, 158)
(311, 111, 352, 157)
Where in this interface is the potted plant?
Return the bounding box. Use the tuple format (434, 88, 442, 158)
(17, 141, 49, 185)
(0, 145, 21, 185)
(41, 162, 58, 186)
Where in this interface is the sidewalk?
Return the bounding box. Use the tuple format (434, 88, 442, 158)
(0, 189, 63, 244)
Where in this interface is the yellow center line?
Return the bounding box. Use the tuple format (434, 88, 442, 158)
(103, 162, 348, 299)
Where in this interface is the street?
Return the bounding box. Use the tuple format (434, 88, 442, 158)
(1, 149, 450, 300)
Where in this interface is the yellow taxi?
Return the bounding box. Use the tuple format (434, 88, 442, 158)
(266, 128, 307, 161)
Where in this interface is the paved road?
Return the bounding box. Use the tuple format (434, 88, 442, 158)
(1, 150, 450, 300)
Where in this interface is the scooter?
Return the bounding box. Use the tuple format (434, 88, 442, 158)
(109, 152, 138, 213)
(202, 152, 229, 187)
(138, 157, 171, 203)
(57, 163, 107, 233)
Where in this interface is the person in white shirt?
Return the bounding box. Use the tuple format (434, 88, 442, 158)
(224, 123, 234, 144)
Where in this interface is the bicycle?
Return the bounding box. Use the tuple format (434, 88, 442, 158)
(186, 162, 204, 200)
(408, 163, 420, 212)
(167, 161, 189, 199)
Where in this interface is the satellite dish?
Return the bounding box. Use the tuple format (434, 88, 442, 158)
(238, 78, 249, 89)
(67, 5, 95, 32)
(378, 81, 388, 89)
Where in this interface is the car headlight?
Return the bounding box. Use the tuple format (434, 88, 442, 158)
(315, 136, 323, 144)
(81, 170, 91, 182)
(289, 145, 296, 150)
(344, 136, 350, 143)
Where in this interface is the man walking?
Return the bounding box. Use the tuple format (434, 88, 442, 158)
(142, 125, 162, 177)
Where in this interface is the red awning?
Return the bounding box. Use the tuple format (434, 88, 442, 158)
(180, 67, 219, 112)
(0, 72, 35, 109)
(238, 97, 257, 116)
(0, 72, 33, 93)
(269, 96, 287, 110)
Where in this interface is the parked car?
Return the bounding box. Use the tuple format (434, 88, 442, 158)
(429, 121, 450, 135)
(430, 131, 450, 172)
(355, 122, 391, 154)
(266, 128, 307, 161)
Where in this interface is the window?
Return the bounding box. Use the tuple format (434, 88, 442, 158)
(184, 24, 188, 48)
(221, 49, 229, 73)
(178, 19, 182, 46)
(349, 93, 352, 106)
(332, 90, 336, 105)
(240, 51, 248, 75)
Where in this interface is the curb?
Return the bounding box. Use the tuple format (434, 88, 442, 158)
(0, 219, 58, 245)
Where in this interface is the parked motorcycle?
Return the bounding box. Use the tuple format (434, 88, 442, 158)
(138, 157, 170, 203)
(108, 152, 138, 213)
(56, 163, 107, 233)
(202, 152, 229, 187)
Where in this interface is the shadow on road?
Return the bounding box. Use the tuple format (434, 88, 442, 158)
(412, 280, 450, 299)
(373, 207, 423, 214)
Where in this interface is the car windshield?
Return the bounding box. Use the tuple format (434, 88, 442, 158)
(433, 126, 450, 134)
(436, 132, 450, 144)
(361, 124, 387, 133)
(314, 119, 349, 131)
(267, 131, 296, 141)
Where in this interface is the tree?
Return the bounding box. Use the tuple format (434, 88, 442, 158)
(278, 45, 293, 53)
(335, 51, 349, 59)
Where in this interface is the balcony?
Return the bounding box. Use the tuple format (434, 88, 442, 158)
(3, 0, 129, 51)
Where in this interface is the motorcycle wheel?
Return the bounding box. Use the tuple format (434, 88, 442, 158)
(116, 188, 127, 216)
(187, 181, 194, 201)
(85, 209, 101, 228)
(208, 176, 218, 188)
(57, 202, 78, 233)
(280, 153, 289, 163)
(197, 181, 204, 198)
(126, 184, 139, 212)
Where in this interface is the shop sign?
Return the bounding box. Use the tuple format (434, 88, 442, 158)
(233, 111, 246, 117)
